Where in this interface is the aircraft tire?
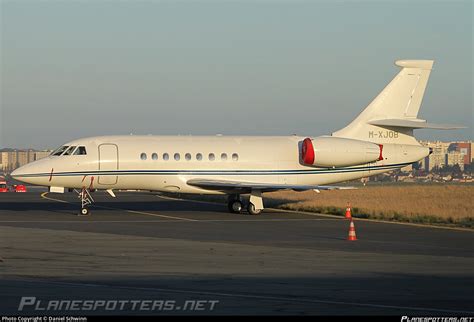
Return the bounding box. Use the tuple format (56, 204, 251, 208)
(228, 200, 243, 214)
(247, 203, 262, 215)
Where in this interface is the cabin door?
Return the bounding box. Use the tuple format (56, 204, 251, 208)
(98, 144, 118, 185)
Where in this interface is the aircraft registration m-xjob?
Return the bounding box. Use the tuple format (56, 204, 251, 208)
(12, 60, 463, 215)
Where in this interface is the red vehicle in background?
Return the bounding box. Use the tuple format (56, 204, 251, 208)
(12, 184, 27, 192)
(0, 180, 8, 193)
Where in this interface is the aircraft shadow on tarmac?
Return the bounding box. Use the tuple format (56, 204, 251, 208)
(0, 192, 302, 215)
(0, 199, 230, 215)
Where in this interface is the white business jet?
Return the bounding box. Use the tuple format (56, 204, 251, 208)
(12, 60, 462, 215)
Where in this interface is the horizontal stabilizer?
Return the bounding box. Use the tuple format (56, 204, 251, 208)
(395, 60, 434, 70)
(368, 119, 465, 130)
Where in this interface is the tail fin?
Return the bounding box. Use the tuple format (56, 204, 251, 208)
(333, 60, 443, 145)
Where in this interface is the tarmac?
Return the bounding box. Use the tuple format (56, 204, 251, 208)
(0, 191, 473, 315)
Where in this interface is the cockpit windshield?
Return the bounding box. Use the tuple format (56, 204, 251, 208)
(73, 146, 87, 155)
(50, 145, 87, 156)
(51, 146, 69, 156)
(63, 146, 77, 156)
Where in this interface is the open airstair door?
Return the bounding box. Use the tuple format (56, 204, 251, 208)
(98, 144, 118, 185)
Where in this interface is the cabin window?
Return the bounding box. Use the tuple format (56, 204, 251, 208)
(196, 153, 203, 161)
(185, 153, 191, 161)
(208, 153, 215, 161)
(140, 153, 147, 160)
(232, 153, 239, 161)
(174, 153, 180, 161)
(73, 146, 87, 155)
(152, 153, 158, 160)
(221, 153, 228, 161)
(163, 153, 169, 161)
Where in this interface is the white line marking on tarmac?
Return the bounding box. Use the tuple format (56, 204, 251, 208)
(156, 194, 347, 219)
(40, 192, 198, 222)
(157, 195, 474, 232)
(13, 278, 474, 315)
(0, 218, 330, 223)
(157, 194, 222, 205)
(93, 204, 198, 222)
(275, 207, 474, 232)
(39, 192, 337, 223)
(156, 195, 342, 219)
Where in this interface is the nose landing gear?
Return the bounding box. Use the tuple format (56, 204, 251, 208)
(76, 187, 94, 216)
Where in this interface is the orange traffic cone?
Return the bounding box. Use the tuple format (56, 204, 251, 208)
(345, 203, 352, 219)
(347, 220, 357, 241)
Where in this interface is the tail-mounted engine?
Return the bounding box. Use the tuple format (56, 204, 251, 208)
(301, 137, 383, 168)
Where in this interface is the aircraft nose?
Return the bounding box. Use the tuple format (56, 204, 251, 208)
(11, 165, 29, 180)
(10, 163, 40, 185)
(10, 160, 53, 186)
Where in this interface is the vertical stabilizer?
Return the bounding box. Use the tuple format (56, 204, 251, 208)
(332, 60, 434, 144)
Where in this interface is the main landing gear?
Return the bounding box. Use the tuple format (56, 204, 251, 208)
(227, 190, 264, 215)
(76, 187, 94, 216)
(227, 195, 243, 214)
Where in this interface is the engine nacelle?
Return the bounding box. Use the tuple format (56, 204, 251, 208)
(301, 136, 383, 167)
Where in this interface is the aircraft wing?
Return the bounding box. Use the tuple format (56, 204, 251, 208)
(187, 179, 355, 193)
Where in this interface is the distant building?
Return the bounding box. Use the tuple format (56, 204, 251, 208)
(420, 141, 450, 171)
(17, 150, 35, 168)
(446, 150, 465, 171)
(6, 151, 18, 171)
(0, 149, 52, 172)
(449, 142, 471, 167)
(34, 151, 51, 161)
(418, 140, 471, 172)
(0, 152, 7, 171)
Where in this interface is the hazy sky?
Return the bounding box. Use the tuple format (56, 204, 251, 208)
(1, 0, 472, 149)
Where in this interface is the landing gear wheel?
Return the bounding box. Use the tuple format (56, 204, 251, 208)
(247, 203, 262, 215)
(80, 207, 90, 216)
(228, 200, 243, 214)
